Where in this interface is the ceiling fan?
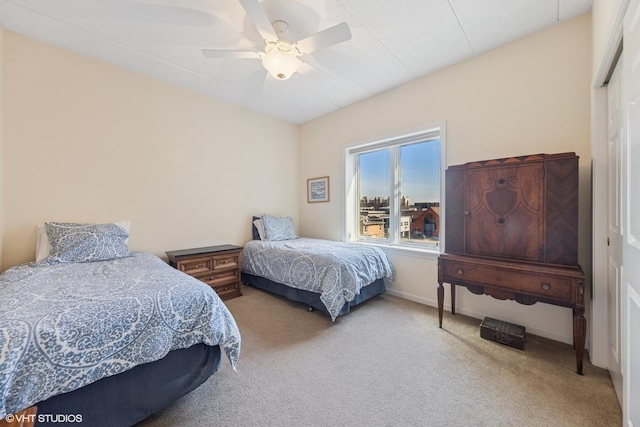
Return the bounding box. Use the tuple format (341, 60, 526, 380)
(201, 0, 352, 81)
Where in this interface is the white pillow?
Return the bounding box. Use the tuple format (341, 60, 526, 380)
(36, 221, 131, 262)
(35, 224, 50, 262)
(253, 219, 265, 240)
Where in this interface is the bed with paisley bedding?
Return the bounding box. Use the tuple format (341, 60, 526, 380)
(242, 215, 393, 320)
(0, 222, 240, 427)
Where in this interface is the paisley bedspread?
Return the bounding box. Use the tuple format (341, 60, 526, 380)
(241, 238, 393, 320)
(0, 252, 240, 418)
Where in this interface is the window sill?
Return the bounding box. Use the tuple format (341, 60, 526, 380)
(354, 240, 440, 259)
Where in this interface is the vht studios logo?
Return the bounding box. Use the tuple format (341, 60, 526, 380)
(4, 412, 83, 423)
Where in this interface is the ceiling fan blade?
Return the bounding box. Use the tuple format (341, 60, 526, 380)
(239, 0, 278, 43)
(202, 49, 261, 59)
(297, 60, 336, 88)
(295, 22, 352, 55)
(241, 67, 269, 95)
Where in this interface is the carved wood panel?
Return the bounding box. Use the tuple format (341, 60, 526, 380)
(465, 163, 544, 261)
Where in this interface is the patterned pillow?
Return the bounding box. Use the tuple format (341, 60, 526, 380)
(261, 215, 298, 241)
(44, 222, 131, 263)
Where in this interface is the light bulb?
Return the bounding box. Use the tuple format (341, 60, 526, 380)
(262, 44, 300, 80)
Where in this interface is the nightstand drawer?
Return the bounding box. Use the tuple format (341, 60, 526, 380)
(214, 282, 241, 300)
(197, 269, 238, 287)
(176, 256, 213, 275)
(213, 254, 239, 270)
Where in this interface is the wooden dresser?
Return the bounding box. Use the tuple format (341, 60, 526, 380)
(437, 152, 586, 374)
(166, 245, 243, 301)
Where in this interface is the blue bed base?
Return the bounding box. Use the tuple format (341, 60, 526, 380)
(241, 272, 386, 317)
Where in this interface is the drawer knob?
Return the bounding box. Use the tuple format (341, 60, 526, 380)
(541, 283, 551, 290)
(464, 210, 470, 216)
(457, 269, 464, 275)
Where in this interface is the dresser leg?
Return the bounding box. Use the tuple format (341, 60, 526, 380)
(451, 283, 456, 315)
(573, 307, 586, 375)
(437, 281, 444, 328)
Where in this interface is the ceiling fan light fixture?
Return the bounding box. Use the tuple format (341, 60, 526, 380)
(202, 2, 352, 83)
(262, 42, 300, 80)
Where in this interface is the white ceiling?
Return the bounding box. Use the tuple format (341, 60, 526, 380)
(0, 0, 592, 124)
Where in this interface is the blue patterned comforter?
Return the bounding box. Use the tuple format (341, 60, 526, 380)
(0, 252, 240, 418)
(241, 238, 393, 320)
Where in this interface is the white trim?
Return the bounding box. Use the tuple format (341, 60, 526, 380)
(387, 288, 437, 307)
(594, 0, 630, 87)
(357, 240, 440, 259)
(591, 0, 630, 370)
(347, 128, 441, 154)
(438, 123, 447, 253)
(590, 86, 610, 368)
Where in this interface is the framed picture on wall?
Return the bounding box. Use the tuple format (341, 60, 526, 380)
(307, 176, 330, 203)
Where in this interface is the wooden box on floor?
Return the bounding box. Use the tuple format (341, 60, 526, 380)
(480, 317, 526, 350)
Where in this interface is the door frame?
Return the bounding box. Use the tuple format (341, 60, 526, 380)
(591, 1, 638, 420)
(591, 83, 609, 368)
(591, 0, 629, 370)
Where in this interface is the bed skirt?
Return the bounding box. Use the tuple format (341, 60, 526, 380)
(34, 343, 222, 427)
(241, 272, 386, 317)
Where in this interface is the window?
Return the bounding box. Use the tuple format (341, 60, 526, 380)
(345, 124, 445, 251)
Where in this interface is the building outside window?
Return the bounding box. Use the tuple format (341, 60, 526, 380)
(345, 124, 445, 252)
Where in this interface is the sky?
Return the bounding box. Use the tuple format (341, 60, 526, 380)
(359, 139, 440, 203)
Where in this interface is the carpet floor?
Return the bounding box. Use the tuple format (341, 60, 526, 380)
(138, 286, 622, 427)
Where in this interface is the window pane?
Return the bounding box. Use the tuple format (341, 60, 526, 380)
(358, 150, 389, 240)
(399, 140, 440, 245)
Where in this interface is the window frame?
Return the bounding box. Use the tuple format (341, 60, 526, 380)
(344, 122, 447, 254)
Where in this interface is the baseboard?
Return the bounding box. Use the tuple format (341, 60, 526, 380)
(385, 289, 573, 345)
(386, 289, 437, 307)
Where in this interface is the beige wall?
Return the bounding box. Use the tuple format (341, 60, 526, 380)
(299, 14, 592, 344)
(2, 31, 298, 268)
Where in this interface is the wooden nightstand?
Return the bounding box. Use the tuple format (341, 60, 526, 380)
(166, 244, 243, 301)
